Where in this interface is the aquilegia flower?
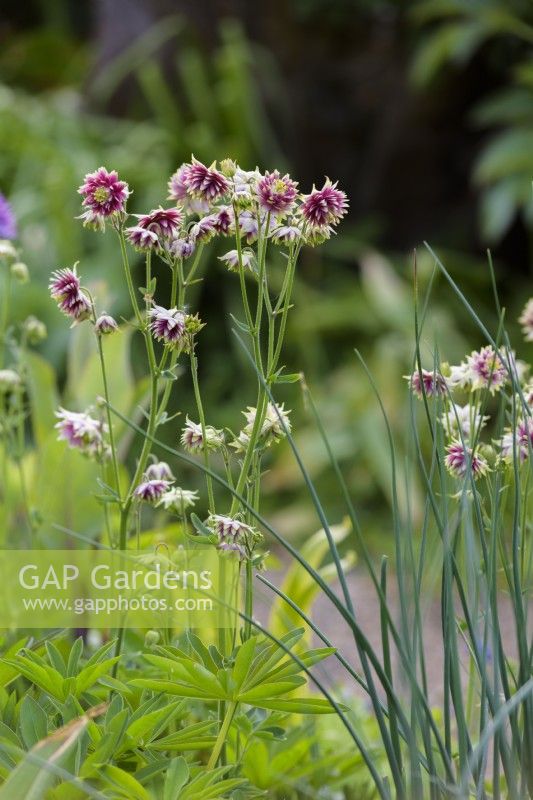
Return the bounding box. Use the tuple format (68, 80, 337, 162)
(466, 346, 507, 394)
(206, 515, 256, 557)
(126, 226, 159, 251)
(257, 170, 298, 215)
(78, 167, 129, 221)
(218, 249, 254, 272)
(149, 306, 186, 347)
(189, 215, 217, 244)
(168, 165, 210, 214)
(271, 223, 302, 244)
(171, 236, 195, 259)
(210, 206, 233, 236)
(207, 514, 254, 540)
(180, 418, 224, 453)
(158, 487, 198, 513)
(134, 207, 183, 239)
(0, 193, 17, 239)
(49, 267, 91, 322)
(144, 461, 175, 481)
(445, 440, 489, 479)
(94, 313, 118, 336)
(519, 298, 533, 342)
(500, 418, 533, 463)
(406, 368, 448, 399)
(233, 403, 292, 451)
(134, 479, 172, 503)
(55, 408, 109, 461)
(183, 158, 229, 202)
(300, 178, 348, 228)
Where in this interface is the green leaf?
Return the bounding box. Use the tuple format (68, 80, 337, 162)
(250, 697, 338, 714)
(19, 696, 48, 749)
(0, 710, 97, 800)
(163, 757, 189, 800)
(1, 656, 66, 701)
(232, 637, 256, 691)
(24, 351, 59, 448)
(126, 699, 183, 745)
(101, 765, 150, 800)
(74, 657, 120, 696)
(66, 638, 84, 678)
(150, 720, 216, 751)
(238, 678, 305, 703)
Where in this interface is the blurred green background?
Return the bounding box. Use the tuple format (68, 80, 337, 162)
(2, 0, 533, 545)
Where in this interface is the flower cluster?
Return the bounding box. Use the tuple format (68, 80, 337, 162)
(134, 460, 198, 514)
(407, 330, 533, 480)
(79, 157, 347, 257)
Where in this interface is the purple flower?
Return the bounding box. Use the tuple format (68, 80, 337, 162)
(218, 541, 246, 558)
(149, 305, 186, 347)
(180, 418, 224, 453)
(171, 236, 195, 259)
(467, 346, 506, 394)
(257, 170, 298, 215)
(500, 419, 533, 463)
(218, 249, 254, 272)
(207, 514, 254, 543)
(168, 165, 210, 214)
(236, 210, 259, 244)
(126, 226, 159, 251)
(445, 440, 489, 479)
(0, 193, 17, 239)
(134, 479, 171, 503)
(301, 178, 348, 228)
(55, 408, 109, 461)
(135, 207, 183, 239)
(49, 267, 91, 322)
(94, 313, 118, 335)
(183, 158, 229, 202)
(144, 461, 175, 481)
(212, 206, 234, 235)
(78, 167, 130, 218)
(167, 165, 190, 202)
(190, 215, 217, 244)
(271, 224, 302, 244)
(406, 368, 447, 399)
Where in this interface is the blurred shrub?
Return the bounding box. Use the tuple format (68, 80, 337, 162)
(411, 0, 533, 242)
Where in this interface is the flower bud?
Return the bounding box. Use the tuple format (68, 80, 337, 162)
(23, 316, 47, 344)
(95, 313, 118, 336)
(0, 369, 22, 394)
(10, 261, 29, 283)
(220, 158, 237, 177)
(0, 240, 17, 260)
(144, 630, 160, 648)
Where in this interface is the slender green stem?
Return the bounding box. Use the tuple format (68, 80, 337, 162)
(96, 335, 122, 507)
(207, 701, 237, 771)
(190, 347, 215, 511)
(0, 264, 12, 369)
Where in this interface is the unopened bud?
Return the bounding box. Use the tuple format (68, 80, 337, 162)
(24, 316, 47, 344)
(10, 261, 29, 283)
